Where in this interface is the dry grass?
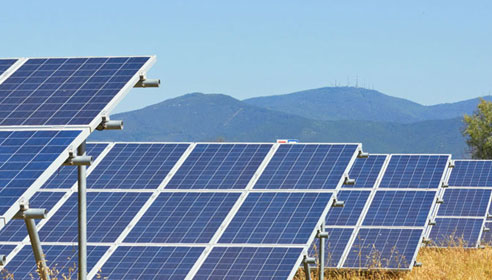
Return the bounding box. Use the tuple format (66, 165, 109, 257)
(295, 246, 492, 280)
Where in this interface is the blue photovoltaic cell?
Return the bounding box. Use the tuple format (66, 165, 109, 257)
(346, 155, 387, 188)
(343, 228, 422, 269)
(0, 130, 81, 215)
(39, 192, 150, 242)
(482, 222, 492, 245)
(309, 228, 353, 268)
(254, 144, 358, 189)
(88, 143, 189, 189)
(0, 192, 65, 242)
(125, 192, 240, 243)
(0, 59, 17, 76)
(363, 191, 436, 227)
(429, 218, 483, 247)
(99, 246, 204, 280)
(167, 144, 271, 189)
(2, 245, 108, 279)
(448, 160, 492, 187)
(0, 244, 17, 265)
(325, 190, 370, 226)
(0, 57, 150, 126)
(379, 155, 449, 189)
(194, 247, 302, 280)
(437, 189, 492, 217)
(219, 192, 332, 244)
(41, 143, 108, 189)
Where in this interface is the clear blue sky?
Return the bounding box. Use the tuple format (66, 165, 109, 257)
(1, 1, 491, 113)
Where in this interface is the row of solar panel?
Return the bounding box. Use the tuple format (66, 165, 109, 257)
(1, 144, 453, 277)
(0, 137, 488, 276)
(1, 141, 365, 279)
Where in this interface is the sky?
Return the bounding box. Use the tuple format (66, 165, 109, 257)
(1, 1, 491, 113)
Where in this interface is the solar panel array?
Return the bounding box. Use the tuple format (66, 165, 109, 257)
(0, 56, 158, 278)
(315, 154, 450, 270)
(429, 160, 492, 248)
(0, 142, 361, 279)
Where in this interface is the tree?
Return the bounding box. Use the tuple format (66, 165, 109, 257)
(463, 98, 492, 159)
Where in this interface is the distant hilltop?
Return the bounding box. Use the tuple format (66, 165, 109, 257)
(90, 87, 489, 158)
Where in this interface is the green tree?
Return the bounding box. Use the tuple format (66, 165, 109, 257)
(463, 98, 492, 159)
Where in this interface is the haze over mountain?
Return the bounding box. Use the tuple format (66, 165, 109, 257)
(89, 87, 480, 157)
(244, 87, 492, 123)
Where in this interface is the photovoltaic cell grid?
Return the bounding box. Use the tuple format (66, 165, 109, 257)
(448, 160, 492, 187)
(0, 192, 65, 242)
(124, 192, 241, 243)
(2, 245, 108, 279)
(194, 247, 303, 280)
(254, 144, 359, 189)
(41, 143, 108, 189)
(429, 218, 483, 247)
(343, 228, 422, 269)
(325, 190, 370, 226)
(483, 222, 492, 245)
(39, 192, 150, 242)
(219, 192, 333, 244)
(379, 155, 449, 189)
(345, 155, 387, 188)
(310, 228, 354, 267)
(98, 246, 204, 280)
(167, 144, 271, 189)
(88, 143, 189, 189)
(0, 130, 82, 216)
(437, 189, 492, 217)
(0, 59, 17, 76)
(0, 57, 150, 126)
(363, 190, 436, 227)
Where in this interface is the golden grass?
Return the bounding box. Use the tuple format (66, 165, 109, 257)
(295, 247, 492, 280)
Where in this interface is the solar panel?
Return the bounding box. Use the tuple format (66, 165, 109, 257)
(314, 228, 354, 267)
(325, 190, 370, 226)
(88, 143, 189, 189)
(219, 192, 332, 244)
(0, 56, 154, 127)
(343, 228, 422, 269)
(429, 218, 483, 247)
(363, 190, 436, 227)
(254, 144, 359, 189)
(437, 189, 492, 217)
(98, 246, 204, 280)
(482, 222, 492, 245)
(1, 245, 108, 279)
(124, 192, 240, 243)
(379, 155, 449, 189)
(39, 192, 150, 242)
(0, 59, 17, 76)
(166, 144, 271, 189)
(0, 192, 65, 242)
(41, 143, 108, 189)
(193, 247, 303, 280)
(0, 129, 87, 224)
(345, 155, 387, 188)
(448, 160, 492, 187)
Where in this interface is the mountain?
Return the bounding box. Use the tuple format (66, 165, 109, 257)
(90, 93, 467, 157)
(244, 87, 492, 123)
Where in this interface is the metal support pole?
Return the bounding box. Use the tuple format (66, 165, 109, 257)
(318, 223, 325, 280)
(77, 141, 87, 280)
(303, 255, 315, 280)
(25, 218, 50, 280)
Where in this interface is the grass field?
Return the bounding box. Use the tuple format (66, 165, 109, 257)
(295, 247, 492, 280)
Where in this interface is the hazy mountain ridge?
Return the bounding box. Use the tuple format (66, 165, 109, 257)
(90, 90, 469, 157)
(244, 87, 492, 123)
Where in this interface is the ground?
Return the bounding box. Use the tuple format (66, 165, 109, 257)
(295, 247, 492, 280)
